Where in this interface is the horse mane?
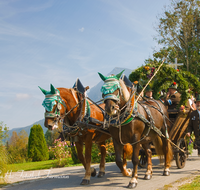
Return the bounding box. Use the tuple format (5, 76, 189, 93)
(119, 79, 130, 102)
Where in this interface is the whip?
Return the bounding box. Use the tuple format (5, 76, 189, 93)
(136, 58, 166, 102)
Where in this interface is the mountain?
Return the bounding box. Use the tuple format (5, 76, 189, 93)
(7, 119, 47, 140)
(87, 67, 133, 102)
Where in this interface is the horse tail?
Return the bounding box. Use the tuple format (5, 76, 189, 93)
(153, 135, 173, 164)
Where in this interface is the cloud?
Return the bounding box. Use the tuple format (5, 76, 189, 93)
(79, 27, 84, 32)
(15, 93, 30, 101)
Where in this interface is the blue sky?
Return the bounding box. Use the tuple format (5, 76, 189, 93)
(0, 0, 170, 130)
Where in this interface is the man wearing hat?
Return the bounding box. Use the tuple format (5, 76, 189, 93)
(164, 82, 181, 110)
(144, 85, 153, 99)
(186, 94, 200, 155)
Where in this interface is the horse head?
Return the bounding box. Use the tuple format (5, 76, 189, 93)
(98, 70, 131, 116)
(39, 84, 67, 130)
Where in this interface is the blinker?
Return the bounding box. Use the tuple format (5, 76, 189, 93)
(73, 78, 85, 94)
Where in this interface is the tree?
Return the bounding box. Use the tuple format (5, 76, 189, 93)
(0, 122, 9, 180)
(28, 124, 49, 161)
(8, 130, 29, 163)
(155, 0, 200, 73)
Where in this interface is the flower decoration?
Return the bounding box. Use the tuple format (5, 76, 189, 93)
(133, 81, 138, 84)
(173, 82, 176, 85)
(177, 69, 179, 72)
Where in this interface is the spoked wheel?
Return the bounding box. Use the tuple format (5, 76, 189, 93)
(138, 149, 147, 168)
(175, 138, 187, 169)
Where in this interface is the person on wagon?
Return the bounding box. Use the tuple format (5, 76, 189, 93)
(164, 82, 181, 110)
(144, 85, 153, 99)
(186, 94, 200, 156)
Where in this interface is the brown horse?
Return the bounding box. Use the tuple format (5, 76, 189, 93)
(39, 82, 133, 185)
(98, 71, 173, 188)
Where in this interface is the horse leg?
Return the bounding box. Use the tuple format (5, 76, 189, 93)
(142, 143, 152, 180)
(123, 143, 133, 175)
(127, 142, 140, 189)
(75, 141, 86, 169)
(113, 139, 132, 177)
(80, 133, 94, 185)
(97, 141, 106, 177)
(162, 137, 172, 176)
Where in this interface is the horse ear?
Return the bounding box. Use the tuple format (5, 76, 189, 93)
(98, 72, 106, 81)
(116, 70, 125, 80)
(38, 86, 48, 95)
(50, 84, 56, 94)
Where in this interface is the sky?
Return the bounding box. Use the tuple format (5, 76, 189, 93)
(0, 0, 171, 130)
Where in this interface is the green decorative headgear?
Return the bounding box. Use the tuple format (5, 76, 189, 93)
(196, 94, 200, 102)
(144, 85, 153, 93)
(169, 82, 178, 89)
(39, 84, 63, 112)
(98, 70, 124, 95)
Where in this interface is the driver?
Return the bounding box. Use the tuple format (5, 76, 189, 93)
(144, 85, 153, 99)
(164, 82, 181, 110)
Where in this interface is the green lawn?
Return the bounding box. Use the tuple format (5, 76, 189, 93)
(178, 176, 200, 190)
(7, 158, 82, 172)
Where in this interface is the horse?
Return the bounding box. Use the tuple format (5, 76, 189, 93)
(39, 81, 133, 185)
(98, 71, 173, 188)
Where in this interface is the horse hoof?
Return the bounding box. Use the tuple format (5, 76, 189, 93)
(144, 174, 152, 180)
(80, 179, 90, 185)
(91, 168, 96, 177)
(127, 182, 137, 189)
(163, 171, 170, 176)
(97, 171, 105, 178)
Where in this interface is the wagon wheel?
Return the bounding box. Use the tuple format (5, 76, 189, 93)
(138, 149, 147, 168)
(174, 138, 187, 169)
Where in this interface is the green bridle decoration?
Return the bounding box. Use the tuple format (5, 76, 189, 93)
(98, 70, 124, 102)
(39, 84, 66, 118)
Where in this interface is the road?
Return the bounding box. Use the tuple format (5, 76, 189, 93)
(2, 150, 200, 190)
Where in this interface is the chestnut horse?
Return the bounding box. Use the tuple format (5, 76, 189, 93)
(39, 82, 133, 185)
(98, 71, 173, 188)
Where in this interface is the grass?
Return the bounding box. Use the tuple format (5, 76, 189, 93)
(7, 158, 82, 172)
(178, 176, 200, 190)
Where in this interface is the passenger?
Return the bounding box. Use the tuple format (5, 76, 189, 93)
(164, 82, 181, 110)
(186, 94, 200, 156)
(188, 89, 196, 110)
(144, 85, 153, 99)
(159, 90, 166, 103)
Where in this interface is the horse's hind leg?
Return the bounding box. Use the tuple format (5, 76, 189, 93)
(97, 141, 106, 177)
(142, 143, 152, 180)
(162, 136, 173, 176)
(123, 143, 133, 175)
(75, 140, 86, 169)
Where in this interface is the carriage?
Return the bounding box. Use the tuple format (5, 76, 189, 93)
(139, 107, 192, 169)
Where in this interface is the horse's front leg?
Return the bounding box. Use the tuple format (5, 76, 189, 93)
(75, 140, 86, 169)
(142, 143, 152, 180)
(128, 142, 140, 189)
(113, 139, 132, 177)
(97, 141, 106, 177)
(80, 133, 95, 185)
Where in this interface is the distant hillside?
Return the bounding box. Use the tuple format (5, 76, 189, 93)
(87, 67, 133, 102)
(7, 119, 47, 140)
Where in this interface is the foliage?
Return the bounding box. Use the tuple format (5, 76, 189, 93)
(70, 142, 80, 164)
(28, 124, 49, 161)
(155, 0, 200, 73)
(49, 138, 71, 167)
(129, 60, 200, 106)
(0, 122, 9, 182)
(45, 129, 60, 147)
(186, 133, 195, 155)
(91, 139, 115, 163)
(8, 130, 28, 163)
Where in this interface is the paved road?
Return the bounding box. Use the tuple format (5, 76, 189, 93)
(2, 150, 200, 190)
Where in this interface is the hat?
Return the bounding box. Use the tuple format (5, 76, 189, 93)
(169, 82, 177, 89)
(159, 91, 166, 99)
(196, 94, 200, 102)
(144, 85, 153, 93)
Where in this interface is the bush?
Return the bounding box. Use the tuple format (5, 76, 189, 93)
(49, 138, 71, 167)
(28, 124, 49, 161)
